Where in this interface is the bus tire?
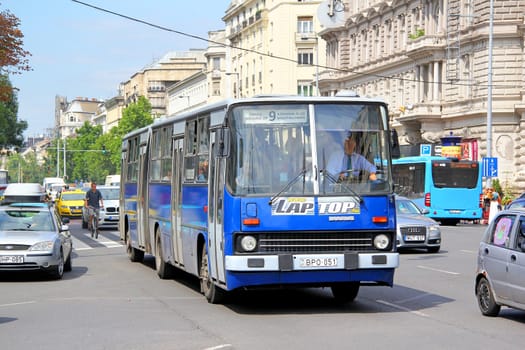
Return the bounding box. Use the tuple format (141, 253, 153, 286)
(331, 282, 360, 303)
(155, 230, 173, 279)
(199, 244, 226, 304)
(126, 230, 144, 263)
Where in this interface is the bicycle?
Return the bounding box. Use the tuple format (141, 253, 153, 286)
(87, 206, 100, 239)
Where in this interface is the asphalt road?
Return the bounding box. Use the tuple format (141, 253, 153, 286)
(1, 220, 524, 350)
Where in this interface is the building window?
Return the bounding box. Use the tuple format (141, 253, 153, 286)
(297, 82, 313, 96)
(212, 57, 220, 70)
(298, 51, 314, 65)
(297, 16, 313, 33)
(212, 81, 220, 96)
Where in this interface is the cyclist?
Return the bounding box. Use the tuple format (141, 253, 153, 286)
(84, 182, 104, 235)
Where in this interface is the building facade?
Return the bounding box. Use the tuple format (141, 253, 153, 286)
(318, 0, 525, 190)
(119, 50, 208, 118)
(223, 0, 326, 97)
(55, 96, 102, 139)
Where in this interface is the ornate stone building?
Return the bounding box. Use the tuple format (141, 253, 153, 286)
(318, 0, 525, 189)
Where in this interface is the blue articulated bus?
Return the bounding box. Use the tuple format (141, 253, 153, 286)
(392, 156, 483, 225)
(120, 94, 400, 303)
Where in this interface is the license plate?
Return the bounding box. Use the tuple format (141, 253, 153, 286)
(106, 216, 118, 221)
(0, 255, 24, 264)
(449, 210, 461, 214)
(404, 235, 425, 241)
(295, 255, 341, 269)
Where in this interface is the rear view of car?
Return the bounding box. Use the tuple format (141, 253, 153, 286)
(475, 209, 525, 316)
(395, 195, 441, 253)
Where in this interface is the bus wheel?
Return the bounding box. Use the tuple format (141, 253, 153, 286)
(199, 244, 225, 304)
(331, 282, 360, 303)
(126, 230, 144, 263)
(155, 231, 173, 279)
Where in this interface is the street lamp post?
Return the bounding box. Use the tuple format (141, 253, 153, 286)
(225, 72, 240, 98)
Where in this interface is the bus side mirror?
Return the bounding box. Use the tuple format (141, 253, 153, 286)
(390, 129, 401, 159)
(218, 127, 230, 157)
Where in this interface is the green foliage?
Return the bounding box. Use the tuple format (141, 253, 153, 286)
(39, 97, 154, 184)
(0, 74, 27, 148)
(408, 28, 425, 40)
(117, 96, 153, 136)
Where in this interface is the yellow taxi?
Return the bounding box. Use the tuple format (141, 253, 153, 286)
(55, 189, 85, 217)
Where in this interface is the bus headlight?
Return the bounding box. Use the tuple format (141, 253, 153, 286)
(240, 235, 257, 252)
(373, 234, 390, 250)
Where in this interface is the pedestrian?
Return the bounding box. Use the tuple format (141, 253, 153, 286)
(487, 188, 501, 223)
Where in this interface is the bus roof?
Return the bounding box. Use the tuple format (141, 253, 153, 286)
(123, 95, 390, 141)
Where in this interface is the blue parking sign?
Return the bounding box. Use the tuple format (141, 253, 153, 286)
(420, 144, 432, 156)
(482, 157, 498, 177)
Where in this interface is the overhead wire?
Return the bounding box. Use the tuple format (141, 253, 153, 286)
(71, 0, 506, 90)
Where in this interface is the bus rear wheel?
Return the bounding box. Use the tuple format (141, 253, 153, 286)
(126, 230, 144, 263)
(331, 282, 360, 303)
(155, 231, 174, 279)
(199, 244, 226, 304)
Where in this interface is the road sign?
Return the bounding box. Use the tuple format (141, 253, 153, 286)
(420, 144, 432, 156)
(482, 157, 498, 177)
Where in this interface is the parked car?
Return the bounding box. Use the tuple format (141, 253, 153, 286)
(55, 189, 85, 217)
(395, 195, 441, 253)
(475, 208, 525, 316)
(81, 185, 120, 229)
(2, 183, 48, 205)
(0, 202, 72, 279)
(504, 198, 525, 210)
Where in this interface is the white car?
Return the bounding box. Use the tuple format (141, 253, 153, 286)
(82, 186, 119, 229)
(395, 195, 441, 253)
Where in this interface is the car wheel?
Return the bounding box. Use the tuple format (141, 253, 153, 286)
(427, 246, 440, 253)
(64, 250, 72, 272)
(155, 230, 173, 279)
(331, 282, 360, 303)
(126, 230, 144, 263)
(50, 250, 64, 280)
(476, 276, 501, 317)
(199, 244, 226, 304)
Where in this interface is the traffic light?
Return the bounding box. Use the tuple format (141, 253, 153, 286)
(102, 145, 106, 154)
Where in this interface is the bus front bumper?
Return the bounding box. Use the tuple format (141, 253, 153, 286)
(225, 252, 399, 272)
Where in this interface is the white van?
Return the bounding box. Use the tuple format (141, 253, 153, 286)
(42, 177, 66, 201)
(105, 174, 120, 187)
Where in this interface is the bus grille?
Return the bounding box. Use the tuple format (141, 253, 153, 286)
(256, 231, 391, 253)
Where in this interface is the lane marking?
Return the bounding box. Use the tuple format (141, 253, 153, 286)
(376, 299, 429, 317)
(204, 345, 233, 350)
(417, 265, 460, 275)
(460, 249, 477, 254)
(0, 301, 36, 308)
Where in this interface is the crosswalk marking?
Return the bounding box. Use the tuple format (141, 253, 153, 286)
(72, 231, 124, 251)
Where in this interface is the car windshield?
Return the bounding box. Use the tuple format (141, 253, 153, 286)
(98, 188, 119, 200)
(62, 193, 85, 201)
(0, 210, 54, 231)
(508, 201, 525, 209)
(396, 199, 422, 215)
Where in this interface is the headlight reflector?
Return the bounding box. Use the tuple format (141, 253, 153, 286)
(373, 234, 390, 250)
(240, 235, 257, 252)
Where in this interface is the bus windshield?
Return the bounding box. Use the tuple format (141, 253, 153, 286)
(227, 102, 393, 196)
(431, 160, 479, 188)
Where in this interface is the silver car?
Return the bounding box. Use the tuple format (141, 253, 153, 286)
(0, 203, 72, 279)
(395, 196, 441, 253)
(475, 208, 525, 317)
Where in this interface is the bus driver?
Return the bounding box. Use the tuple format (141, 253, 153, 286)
(327, 132, 377, 181)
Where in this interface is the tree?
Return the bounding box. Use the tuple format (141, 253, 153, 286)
(0, 74, 27, 148)
(0, 4, 31, 102)
(116, 96, 154, 136)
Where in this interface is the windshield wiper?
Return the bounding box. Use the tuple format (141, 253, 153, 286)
(319, 169, 364, 203)
(268, 168, 307, 205)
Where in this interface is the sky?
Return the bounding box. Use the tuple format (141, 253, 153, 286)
(4, 0, 230, 138)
